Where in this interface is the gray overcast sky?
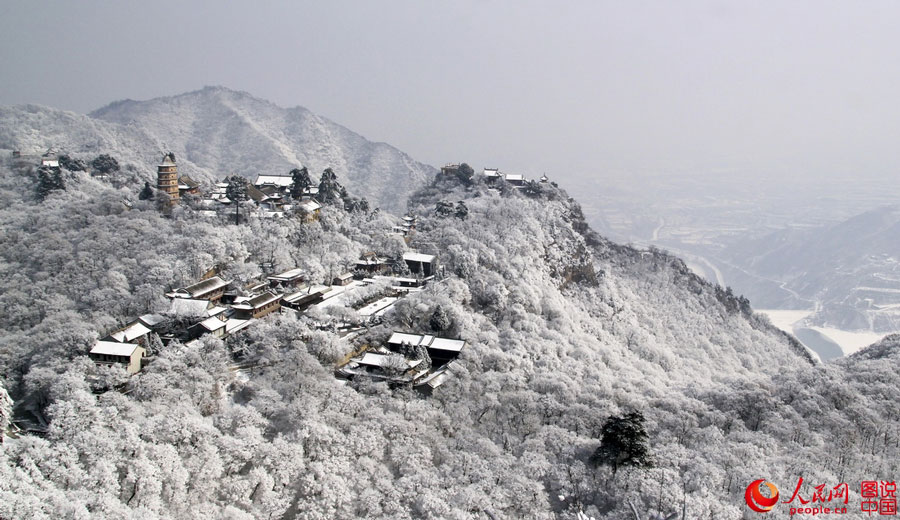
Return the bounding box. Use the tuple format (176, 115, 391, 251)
(2, 1, 900, 182)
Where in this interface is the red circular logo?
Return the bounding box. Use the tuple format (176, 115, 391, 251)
(745, 479, 780, 513)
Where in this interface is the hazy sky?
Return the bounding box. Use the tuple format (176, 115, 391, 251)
(2, 1, 900, 182)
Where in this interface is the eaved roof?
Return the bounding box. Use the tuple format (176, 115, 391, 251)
(353, 352, 423, 370)
(386, 333, 466, 352)
(358, 297, 398, 317)
(253, 174, 293, 187)
(91, 341, 140, 357)
(108, 321, 151, 343)
(232, 291, 280, 310)
(178, 175, 201, 188)
(224, 318, 252, 334)
(283, 285, 329, 303)
(179, 276, 229, 298)
(159, 153, 176, 166)
(268, 267, 305, 281)
(199, 316, 226, 332)
(416, 365, 453, 389)
(483, 168, 501, 177)
(298, 199, 321, 212)
(247, 184, 270, 203)
(388, 332, 426, 346)
(138, 314, 166, 327)
(356, 253, 386, 266)
(168, 298, 213, 317)
(403, 252, 436, 263)
(428, 337, 466, 352)
(504, 173, 524, 181)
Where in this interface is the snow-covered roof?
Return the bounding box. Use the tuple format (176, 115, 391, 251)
(179, 175, 200, 188)
(283, 285, 329, 303)
(353, 352, 423, 369)
(91, 341, 140, 357)
(232, 291, 280, 310)
(504, 173, 524, 181)
(138, 313, 165, 327)
(417, 366, 452, 389)
(199, 316, 226, 332)
(159, 153, 176, 166)
(403, 252, 436, 263)
(176, 276, 229, 298)
(358, 297, 398, 317)
(224, 318, 252, 334)
(108, 322, 151, 343)
(268, 267, 304, 281)
(355, 253, 386, 266)
(253, 174, 293, 187)
(168, 298, 212, 317)
(388, 332, 425, 346)
(429, 337, 466, 352)
(42, 159, 59, 167)
(298, 200, 321, 212)
(386, 333, 466, 352)
(483, 168, 500, 177)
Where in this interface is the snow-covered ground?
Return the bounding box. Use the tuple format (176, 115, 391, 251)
(759, 309, 812, 333)
(759, 309, 885, 358)
(806, 326, 884, 356)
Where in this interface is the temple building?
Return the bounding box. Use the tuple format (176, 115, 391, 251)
(157, 153, 179, 203)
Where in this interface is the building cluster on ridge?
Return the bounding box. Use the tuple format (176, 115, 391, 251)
(90, 251, 461, 392)
(155, 153, 322, 220)
(440, 163, 550, 188)
(16, 150, 467, 393)
(88, 155, 463, 392)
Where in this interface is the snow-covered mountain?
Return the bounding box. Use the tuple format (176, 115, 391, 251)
(0, 150, 897, 518)
(0, 86, 435, 212)
(721, 204, 900, 332)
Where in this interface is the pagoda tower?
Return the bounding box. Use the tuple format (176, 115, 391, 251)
(157, 153, 179, 203)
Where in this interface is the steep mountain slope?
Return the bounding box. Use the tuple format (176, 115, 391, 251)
(721, 205, 900, 332)
(0, 87, 435, 212)
(0, 137, 897, 516)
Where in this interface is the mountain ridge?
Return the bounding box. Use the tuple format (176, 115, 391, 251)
(1, 86, 436, 212)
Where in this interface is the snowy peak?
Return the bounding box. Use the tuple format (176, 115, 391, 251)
(4, 87, 436, 212)
(89, 87, 436, 212)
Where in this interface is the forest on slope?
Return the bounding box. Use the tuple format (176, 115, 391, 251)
(0, 149, 897, 519)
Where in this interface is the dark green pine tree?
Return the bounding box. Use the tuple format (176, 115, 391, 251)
(289, 166, 311, 199)
(315, 168, 343, 205)
(434, 200, 454, 218)
(138, 181, 155, 200)
(429, 305, 451, 332)
(591, 411, 653, 474)
(36, 166, 65, 200)
(91, 154, 120, 175)
(454, 201, 469, 220)
(225, 175, 249, 224)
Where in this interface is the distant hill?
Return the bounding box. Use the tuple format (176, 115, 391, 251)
(721, 204, 900, 332)
(0, 86, 436, 212)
